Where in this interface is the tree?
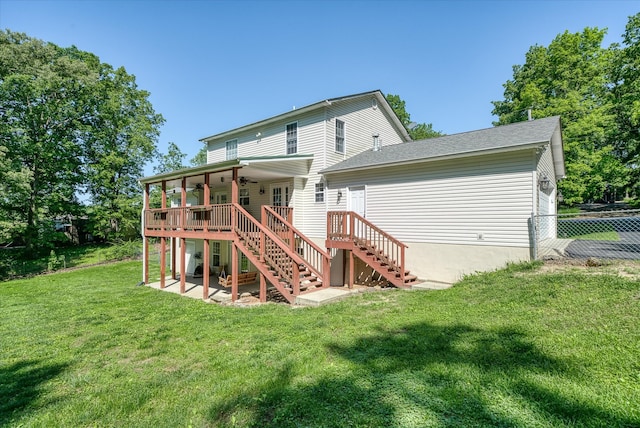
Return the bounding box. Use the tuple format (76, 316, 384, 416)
(0, 30, 163, 249)
(0, 31, 94, 250)
(610, 13, 640, 198)
(190, 145, 207, 166)
(147, 142, 188, 209)
(83, 64, 164, 241)
(492, 27, 628, 204)
(385, 93, 443, 140)
(154, 142, 187, 174)
(0, 146, 31, 244)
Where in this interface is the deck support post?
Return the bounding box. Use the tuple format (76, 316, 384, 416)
(143, 236, 149, 284)
(159, 180, 167, 289)
(143, 183, 150, 284)
(231, 241, 238, 302)
(203, 173, 210, 206)
(348, 250, 354, 289)
(203, 238, 210, 300)
(171, 237, 176, 280)
(180, 237, 186, 294)
(160, 237, 166, 289)
(260, 273, 267, 302)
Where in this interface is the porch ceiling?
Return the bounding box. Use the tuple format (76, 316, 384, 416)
(141, 155, 313, 189)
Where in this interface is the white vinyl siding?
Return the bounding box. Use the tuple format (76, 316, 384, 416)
(328, 150, 536, 247)
(325, 96, 406, 168)
(206, 111, 325, 163)
(201, 94, 409, 240)
(298, 95, 408, 240)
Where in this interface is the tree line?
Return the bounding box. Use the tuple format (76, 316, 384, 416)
(0, 30, 163, 254)
(492, 13, 640, 204)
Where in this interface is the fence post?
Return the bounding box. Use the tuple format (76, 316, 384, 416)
(530, 212, 538, 260)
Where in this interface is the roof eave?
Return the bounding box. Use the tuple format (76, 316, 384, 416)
(139, 159, 241, 184)
(321, 141, 548, 176)
(199, 90, 411, 144)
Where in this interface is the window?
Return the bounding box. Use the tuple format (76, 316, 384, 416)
(240, 253, 249, 272)
(315, 182, 325, 203)
(239, 188, 250, 206)
(211, 241, 221, 268)
(225, 139, 237, 160)
(335, 120, 345, 153)
(286, 122, 297, 154)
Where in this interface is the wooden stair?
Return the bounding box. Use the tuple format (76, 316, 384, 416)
(351, 241, 418, 288)
(234, 204, 327, 304)
(326, 211, 419, 289)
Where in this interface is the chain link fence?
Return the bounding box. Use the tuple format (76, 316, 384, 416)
(533, 209, 640, 260)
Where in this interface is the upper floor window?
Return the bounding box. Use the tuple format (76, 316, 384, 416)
(226, 139, 237, 160)
(315, 182, 325, 203)
(286, 122, 297, 154)
(335, 120, 345, 153)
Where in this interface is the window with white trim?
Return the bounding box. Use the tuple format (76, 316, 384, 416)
(315, 182, 325, 203)
(225, 139, 237, 160)
(286, 122, 297, 154)
(239, 188, 250, 206)
(335, 119, 345, 153)
(211, 241, 221, 268)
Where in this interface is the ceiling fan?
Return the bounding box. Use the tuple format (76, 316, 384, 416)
(239, 176, 257, 185)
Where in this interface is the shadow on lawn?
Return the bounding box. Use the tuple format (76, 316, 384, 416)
(207, 322, 635, 427)
(0, 359, 68, 426)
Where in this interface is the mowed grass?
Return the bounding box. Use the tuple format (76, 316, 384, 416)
(1, 261, 639, 427)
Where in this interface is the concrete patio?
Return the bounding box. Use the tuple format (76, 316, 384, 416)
(144, 275, 452, 306)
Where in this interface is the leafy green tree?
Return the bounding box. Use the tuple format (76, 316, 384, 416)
(147, 142, 188, 209)
(0, 31, 93, 251)
(492, 27, 627, 204)
(154, 142, 187, 174)
(385, 93, 443, 140)
(0, 146, 31, 244)
(83, 64, 164, 241)
(190, 145, 208, 166)
(0, 30, 163, 249)
(610, 13, 640, 198)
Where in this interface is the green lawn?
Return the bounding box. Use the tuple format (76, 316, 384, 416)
(1, 261, 639, 427)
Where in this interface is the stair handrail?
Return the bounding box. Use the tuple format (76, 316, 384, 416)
(263, 205, 330, 287)
(328, 211, 407, 284)
(234, 203, 310, 295)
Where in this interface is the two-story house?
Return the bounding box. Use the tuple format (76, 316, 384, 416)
(140, 90, 564, 304)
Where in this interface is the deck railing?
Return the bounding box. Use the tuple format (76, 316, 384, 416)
(327, 211, 407, 283)
(144, 204, 233, 232)
(269, 206, 293, 223)
(234, 204, 305, 296)
(263, 206, 330, 286)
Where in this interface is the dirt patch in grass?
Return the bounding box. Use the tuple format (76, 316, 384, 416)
(531, 258, 640, 280)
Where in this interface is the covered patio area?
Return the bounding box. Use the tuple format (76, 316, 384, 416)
(145, 274, 261, 303)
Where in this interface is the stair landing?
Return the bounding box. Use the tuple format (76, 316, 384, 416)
(294, 288, 352, 306)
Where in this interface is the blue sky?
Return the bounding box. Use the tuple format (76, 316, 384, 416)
(1, 0, 638, 175)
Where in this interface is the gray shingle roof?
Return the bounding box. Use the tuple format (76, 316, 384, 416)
(321, 116, 562, 174)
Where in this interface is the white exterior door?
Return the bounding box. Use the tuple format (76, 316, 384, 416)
(349, 186, 366, 218)
(213, 191, 228, 205)
(538, 189, 556, 240)
(271, 183, 290, 206)
(185, 241, 196, 275)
